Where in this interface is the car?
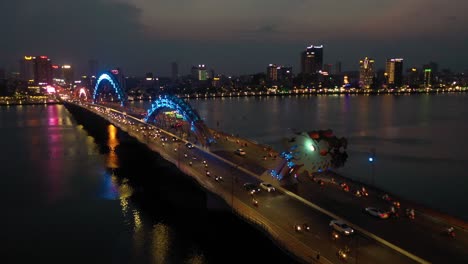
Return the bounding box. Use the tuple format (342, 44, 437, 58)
(329, 219, 354, 235)
(185, 142, 193, 149)
(365, 207, 389, 219)
(260, 182, 276, 192)
(243, 183, 261, 194)
(235, 148, 246, 156)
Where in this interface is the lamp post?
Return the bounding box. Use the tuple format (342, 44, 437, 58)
(369, 148, 376, 186)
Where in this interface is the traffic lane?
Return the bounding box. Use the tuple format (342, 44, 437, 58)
(134, 128, 416, 263)
(220, 175, 414, 264)
(253, 190, 416, 264)
(212, 150, 267, 175)
(151, 129, 463, 263)
(315, 172, 468, 244)
(295, 179, 467, 263)
(176, 139, 431, 263)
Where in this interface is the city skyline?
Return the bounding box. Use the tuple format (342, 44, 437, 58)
(1, 0, 467, 76)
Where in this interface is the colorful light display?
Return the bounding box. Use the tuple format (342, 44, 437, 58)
(93, 72, 126, 106)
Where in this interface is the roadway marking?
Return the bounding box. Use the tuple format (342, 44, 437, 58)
(80, 102, 431, 264)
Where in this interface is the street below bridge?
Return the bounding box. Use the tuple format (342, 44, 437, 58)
(71, 100, 468, 264)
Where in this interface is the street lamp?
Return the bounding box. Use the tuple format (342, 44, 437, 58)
(369, 148, 376, 186)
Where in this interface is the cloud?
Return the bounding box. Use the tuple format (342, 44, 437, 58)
(1, 0, 467, 75)
(0, 0, 147, 71)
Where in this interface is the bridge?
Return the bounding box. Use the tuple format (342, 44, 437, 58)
(61, 71, 468, 264)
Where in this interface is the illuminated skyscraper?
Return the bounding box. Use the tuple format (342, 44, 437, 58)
(359, 57, 375, 89)
(19, 56, 35, 82)
(62, 65, 74, 85)
(192, 64, 208, 81)
(267, 64, 278, 81)
(424, 68, 432, 87)
(407, 67, 419, 88)
(277, 66, 293, 82)
(385, 58, 403, 88)
(34, 56, 53, 85)
(301, 45, 323, 74)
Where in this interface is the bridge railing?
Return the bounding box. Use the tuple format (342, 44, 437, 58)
(70, 101, 427, 264)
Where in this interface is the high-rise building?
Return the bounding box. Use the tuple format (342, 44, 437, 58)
(335, 61, 342, 74)
(277, 66, 293, 82)
(192, 64, 208, 81)
(19, 56, 35, 82)
(88, 59, 99, 77)
(52, 65, 62, 79)
(34, 56, 53, 85)
(171, 62, 178, 81)
(267, 64, 278, 81)
(424, 68, 432, 87)
(301, 45, 323, 74)
(407, 67, 419, 88)
(62, 65, 74, 85)
(385, 58, 403, 88)
(359, 57, 375, 89)
(199, 65, 208, 80)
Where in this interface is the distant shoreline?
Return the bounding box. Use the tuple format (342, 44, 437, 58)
(0, 89, 466, 106)
(0, 101, 61, 106)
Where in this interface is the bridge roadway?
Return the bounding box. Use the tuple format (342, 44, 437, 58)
(69, 101, 468, 264)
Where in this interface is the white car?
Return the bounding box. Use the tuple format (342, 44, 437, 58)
(365, 207, 389, 219)
(235, 148, 246, 156)
(329, 219, 354, 235)
(260, 182, 276, 192)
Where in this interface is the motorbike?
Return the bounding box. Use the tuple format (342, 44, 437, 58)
(252, 198, 258, 207)
(361, 187, 369, 197)
(294, 224, 302, 232)
(406, 209, 415, 220)
(337, 249, 348, 261)
(446, 227, 455, 238)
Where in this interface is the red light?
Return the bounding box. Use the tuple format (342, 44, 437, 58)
(40, 56, 48, 59)
(111, 69, 119, 74)
(52, 65, 59, 69)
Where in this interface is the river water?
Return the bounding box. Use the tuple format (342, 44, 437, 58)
(3, 93, 467, 264)
(1, 104, 297, 264)
(169, 93, 467, 221)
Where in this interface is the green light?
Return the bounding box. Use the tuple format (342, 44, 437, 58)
(424, 69, 431, 72)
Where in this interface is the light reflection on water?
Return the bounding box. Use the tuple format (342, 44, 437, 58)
(133, 93, 468, 220)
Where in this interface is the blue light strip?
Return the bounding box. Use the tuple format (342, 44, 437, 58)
(145, 95, 201, 126)
(93, 72, 126, 105)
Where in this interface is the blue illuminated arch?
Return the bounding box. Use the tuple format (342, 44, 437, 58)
(145, 94, 214, 145)
(145, 95, 200, 124)
(93, 72, 126, 106)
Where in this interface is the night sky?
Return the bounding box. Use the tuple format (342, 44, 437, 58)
(2, 0, 467, 76)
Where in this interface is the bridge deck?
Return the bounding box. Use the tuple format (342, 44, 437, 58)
(65, 100, 468, 264)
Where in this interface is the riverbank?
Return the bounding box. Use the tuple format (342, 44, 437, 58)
(0, 101, 61, 106)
